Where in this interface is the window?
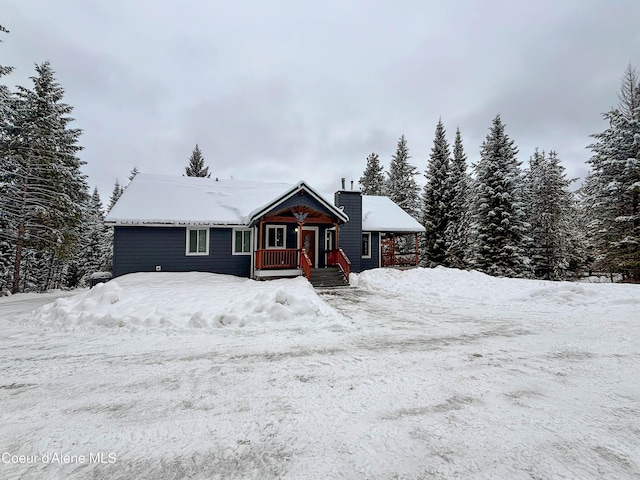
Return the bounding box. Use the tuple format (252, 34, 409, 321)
(266, 225, 286, 248)
(362, 232, 371, 258)
(186, 228, 209, 255)
(233, 229, 252, 255)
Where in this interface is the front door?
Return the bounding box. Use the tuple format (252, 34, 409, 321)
(301, 228, 317, 267)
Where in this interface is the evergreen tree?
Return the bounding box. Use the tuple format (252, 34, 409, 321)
(470, 115, 530, 277)
(184, 144, 211, 178)
(584, 65, 640, 281)
(523, 150, 582, 280)
(78, 188, 111, 284)
(3, 62, 87, 293)
(387, 135, 420, 218)
(107, 179, 124, 212)
(421, 119, 452, 266)
(128, 166, 139, 184)
(358, 152, 385, 195)
(0, 24, 14, 292)
(443, 127, 472, 269)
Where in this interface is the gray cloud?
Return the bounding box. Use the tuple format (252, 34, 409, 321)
(1, 0, 639, 198)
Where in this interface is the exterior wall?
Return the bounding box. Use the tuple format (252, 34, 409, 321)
(361, 231, 380, 271)
(334, 191, 363, 273)
(113, 226, 251, 278)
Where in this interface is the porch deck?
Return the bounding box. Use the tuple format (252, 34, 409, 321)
(255, 248, 350, 284)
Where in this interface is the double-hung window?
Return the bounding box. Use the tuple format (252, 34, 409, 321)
(233, 229, 252, 255)
(186, 228, 209, 255)
(266, 225, 286, 248)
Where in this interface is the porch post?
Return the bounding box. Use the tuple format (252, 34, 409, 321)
(298, 222, 303, 250)
(334, 223, 339, 250)
(415, 233, 419, 267)
(258, 218, 264, 269)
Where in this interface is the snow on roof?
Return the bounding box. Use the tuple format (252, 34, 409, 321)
(105, 173, 347, 226)
(361, 195, 425, 233)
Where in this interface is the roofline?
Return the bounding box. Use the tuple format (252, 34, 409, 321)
(248, 180, 349, 224)
(104, 221, 248, 227)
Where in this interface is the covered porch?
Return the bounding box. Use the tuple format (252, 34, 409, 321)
(381, 232, 420, 268)
(253, 203, 350, 283)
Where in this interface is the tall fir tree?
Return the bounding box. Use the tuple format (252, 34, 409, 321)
(387, 135, 420, 218)
(359, 152, 385, 195)
(128, 166, 139, 184)
(471, 115, 530, 278)
(443, 127, 472, 269)
(584, 64, 640, 281)
(184, 144, 211, 178)
(107, 179, 124, 212)
(80, 188, 111, 283)
(421, 119, 452, 266)
(0, 24, 14, 292)
(523, 150, 582, 280)
(3, 62, 87, 293)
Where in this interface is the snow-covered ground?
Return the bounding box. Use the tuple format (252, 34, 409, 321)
(1, 268, 638, 479)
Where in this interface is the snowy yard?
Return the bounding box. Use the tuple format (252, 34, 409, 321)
(1, 268, 639, 479)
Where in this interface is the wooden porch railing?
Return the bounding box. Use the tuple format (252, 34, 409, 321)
(256, 249, 299, 269)
(300, 249, 312, 280)
(327, 248, 350, 283)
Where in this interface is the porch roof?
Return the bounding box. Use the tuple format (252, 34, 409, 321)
(362, 195, 426, 233)
(105, 173, 348, 226)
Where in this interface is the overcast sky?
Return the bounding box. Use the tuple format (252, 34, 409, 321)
(2, 0, 639, 200)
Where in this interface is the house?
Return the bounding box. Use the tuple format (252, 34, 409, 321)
(105, 174, 425, 285)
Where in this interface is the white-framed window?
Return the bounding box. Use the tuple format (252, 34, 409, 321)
(186, 228, 209, 255)
(362, 232, 372, 258)
(233, 228, 252, 255)
(266, 225, 286, 249)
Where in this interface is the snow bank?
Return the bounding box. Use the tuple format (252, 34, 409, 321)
(31, 272, 346, 330)
(352, 266, 640, 309)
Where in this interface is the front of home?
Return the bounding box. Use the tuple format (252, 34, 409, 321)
(105, 174, 425, 284)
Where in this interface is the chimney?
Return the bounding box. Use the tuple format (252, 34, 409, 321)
(341, 177, 345, 189)
(350, 180, 354, 190)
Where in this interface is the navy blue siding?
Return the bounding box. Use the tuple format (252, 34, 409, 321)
(361, 232, 380, 271)
(113, 226, 251, 278)
(334, 191, 362, 272)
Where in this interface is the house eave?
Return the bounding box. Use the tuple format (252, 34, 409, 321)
(248, 180, 349, 225)
(105, 220, 248, 228)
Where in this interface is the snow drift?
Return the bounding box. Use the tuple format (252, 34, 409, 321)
(31, 272, 345, 330)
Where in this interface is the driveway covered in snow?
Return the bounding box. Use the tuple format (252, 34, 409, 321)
(1, 269, 639, 479)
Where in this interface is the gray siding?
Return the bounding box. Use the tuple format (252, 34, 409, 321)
(334, 191, 362, 273)
(361, 232, 380, 271)
(113, 226, 251, 278)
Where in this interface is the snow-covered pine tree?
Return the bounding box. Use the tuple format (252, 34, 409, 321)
(443, 127, 472, 269)
(107, 179, 124, 212)
(421, 119, 452, 266)
(0, 24, 15, 292)
(584, 64, 640, 281)
(387, 135, 420, 218)
(523, 149, 582, 280)
(470, 115, 530, 278)
(4, 62, 87, 293)
(359, 152, 385, 195)
(184, 144, 211, 178)
(77, 188, 111, 285)
(128, 166, 139, 184)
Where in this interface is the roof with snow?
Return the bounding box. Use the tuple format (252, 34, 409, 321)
(105, 174, 349, 226)
(362, 195, 425, 233)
